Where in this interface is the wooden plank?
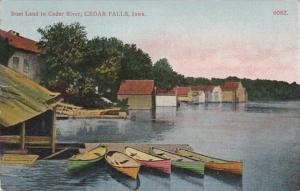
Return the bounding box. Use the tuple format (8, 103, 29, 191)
(0, 136, 51, 144)
(83, 143, 193, 153)
(51, 108, 57, 153)
(1, 154, 39, 165)
(43, 147, 70, 160)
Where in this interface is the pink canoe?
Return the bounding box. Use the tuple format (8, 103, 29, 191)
(125, 147, 171, 174)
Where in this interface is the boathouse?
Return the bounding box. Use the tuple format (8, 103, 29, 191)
(156, 88, 177, 107)
(0, 29, 44, 82)
(190, 86, 206, 103)
(222, 81, 247, 102)
(0, 65, 60, 154)
(211, 85, 222, 102)
(117, 80, 155, 110)
(176, 86, 192, 103)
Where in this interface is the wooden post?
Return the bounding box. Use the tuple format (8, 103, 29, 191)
(51, 108, 57, 154)
(20, 122, 26, 151)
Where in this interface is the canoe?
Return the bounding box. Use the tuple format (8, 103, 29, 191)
(67, 146, 107, 173)
(105, 151, 141, 179)
(125, 147, 171, 174)
(149, 147, 204, 175)
(176, 149, 243, 175)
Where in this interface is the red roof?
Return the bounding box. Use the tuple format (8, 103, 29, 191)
(176, 86, 191, 96)
(222, 81, 240, 91)
(156, 88, 176, 96)
(191, 85, 214, 92)
(0, 29, 40, 53)
(117, 80, 154, 95)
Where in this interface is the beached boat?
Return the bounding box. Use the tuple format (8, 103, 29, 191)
(176, 149, 243, 175)
(67, 146, 107, 173)
(125, 147, 171, 174)
(149, 147, 204, 175)
(105, 151, 141, 179)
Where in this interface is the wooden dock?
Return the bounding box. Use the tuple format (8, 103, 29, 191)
(82, 143, 193, 153)
(56, 102, 127, 119)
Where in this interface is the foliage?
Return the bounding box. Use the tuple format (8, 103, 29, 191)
(153, 58, 177, 89)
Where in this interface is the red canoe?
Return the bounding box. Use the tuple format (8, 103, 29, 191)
(125, 147, 171, 174)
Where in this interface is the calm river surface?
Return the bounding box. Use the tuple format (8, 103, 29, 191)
(1, 101, 299, 191)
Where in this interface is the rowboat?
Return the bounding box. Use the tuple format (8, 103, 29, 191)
(1, 154, 39, 165)
(125, 147, 171, 174)
(176, 149, 243, 175)
(67, 146, 107, 173)
(105, 151, 141, 179)
(149, 147, 204, 175)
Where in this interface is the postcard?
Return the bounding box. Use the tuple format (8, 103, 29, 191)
(0, 0, 299, 191)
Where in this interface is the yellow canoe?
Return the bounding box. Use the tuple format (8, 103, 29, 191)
(105, 151, 141, 179)
(176, 149, 243, 175)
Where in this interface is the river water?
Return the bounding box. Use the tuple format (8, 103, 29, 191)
(0, 101, 299, 191)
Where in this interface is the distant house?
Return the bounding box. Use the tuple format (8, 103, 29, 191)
(211, 85, 222, 102)
(0, 65, 60, 153)
(117, 80, 155, 109)
(191, 85, 217, 102)
(156, 88, 177, 107)
(0, 29, 44, 82)
(191, 86, 206, 103)
(176, 86, 192, 103)
(222, 81, 247, 102)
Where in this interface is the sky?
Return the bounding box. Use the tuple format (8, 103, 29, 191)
(0, 0, 299, 83)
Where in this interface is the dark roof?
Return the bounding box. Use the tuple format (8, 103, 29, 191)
(0, 65, 60, 127)
(222, 81, 240, 91)
(0, 29, 40, 53)
(191, 85, 214, 92)
(156, 88, 176, 96)
(176, 86, 191, 96)
(117, 80, 154, 95)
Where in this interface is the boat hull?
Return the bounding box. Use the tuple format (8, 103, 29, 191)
(176, 149, 243, 175)
(206, 162, 242, 175)
(113, 166, 140, 180)
(67, 158, 102, 173)
(172, 160, 204, 175)
(149, 148, 204, 175)
(138, 159, 171, 174)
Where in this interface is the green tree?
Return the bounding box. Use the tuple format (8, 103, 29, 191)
(119, 44, 153, 80)
(153, 58, 177, 89)
(37, 22, 88, 98)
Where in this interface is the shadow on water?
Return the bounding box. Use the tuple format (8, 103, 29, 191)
(105, 163, 140, 190)
(205, 170, 242, 188)
(171, 168, 204, 187)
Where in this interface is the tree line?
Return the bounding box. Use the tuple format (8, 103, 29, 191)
(2, 22, 299, 108)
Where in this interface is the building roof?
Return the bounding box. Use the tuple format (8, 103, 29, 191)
(0, 29, 40, 53)
(222, 81, 241, 91)
(191, 85, 214, 92)
(117, 80, 154, 95)
(176, 86, 191, 96)
(0, 65, 60, 127)
(156, 88, 176, 96)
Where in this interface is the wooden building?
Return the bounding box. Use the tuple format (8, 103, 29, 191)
(222, 81, 247, 102)
(191, 86, 206, 103)
(156, 88, 177, 107)
(176, 86, 192, 103)
(211, 85, 222, 102)
(117, 80, 155, 110)
(0, 65, 60, 154)
(0, 29, 44, 82)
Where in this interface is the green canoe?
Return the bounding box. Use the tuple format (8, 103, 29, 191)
(149, 147, 204, 175)
(67, 146, 107, 173)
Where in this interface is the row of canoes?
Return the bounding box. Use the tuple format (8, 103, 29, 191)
(67, 146, 243, 179)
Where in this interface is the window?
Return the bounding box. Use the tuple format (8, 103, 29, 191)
(23, 59, 29, 73)
(12, 57, 19, 70)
